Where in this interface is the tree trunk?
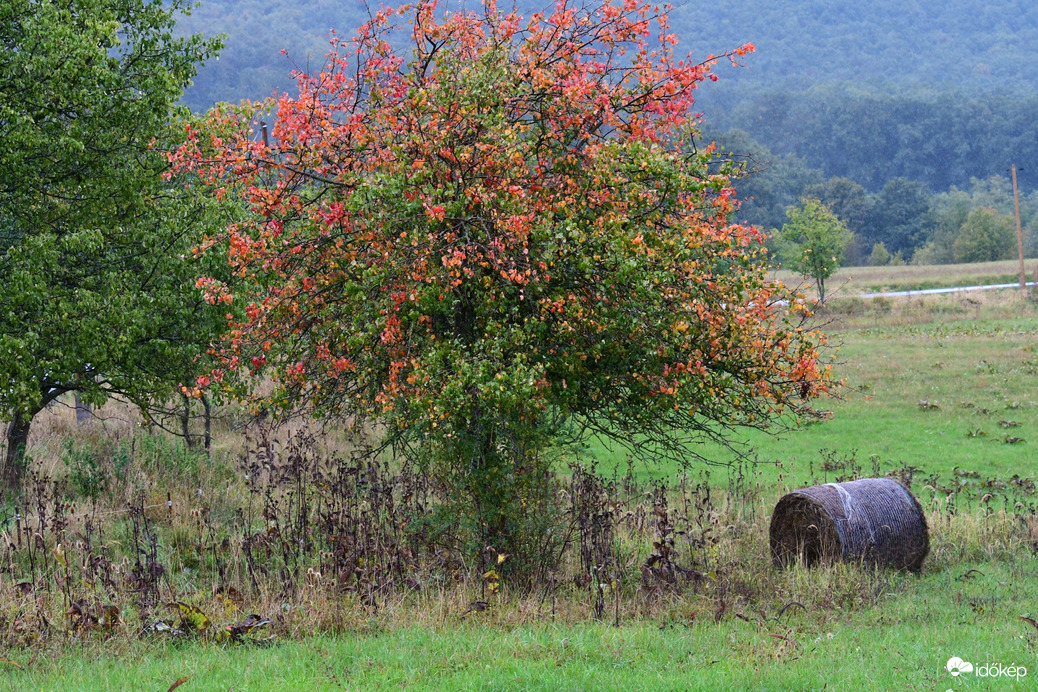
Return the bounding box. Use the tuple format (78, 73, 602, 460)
(201, 394, 212, 454)
(466, 429, 513, 553)
(75, 394, 91, 425)
(181, 392, 194, 447)
(3, 410, 33, 491)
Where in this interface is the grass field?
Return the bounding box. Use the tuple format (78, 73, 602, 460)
(596, 289, 1038, 496)
(2, 269, 1038, 691)
(6, 588, 1037, 691)
(775, 257, 1038, 298)
(4, 536, 1036, 690)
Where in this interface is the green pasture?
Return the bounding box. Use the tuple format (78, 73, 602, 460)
(598, 312, 1038, 493)
(4, 549, 1035, 690)
(4, 288, 1038, 692)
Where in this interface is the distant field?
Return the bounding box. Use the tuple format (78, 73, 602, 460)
(589, 289, 1038, 494)
(774, 258, 1037, 298)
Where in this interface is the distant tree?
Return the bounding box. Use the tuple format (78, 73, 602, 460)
(909, 242, 941, 266)
(0, 0, 225, 489)
(779, 199, 852, 302)
(924, 177, 1038, 264)
(712, 129, 824, 233)
(862, 177, 934, 258)
(867, 242, 892, 267)
(805, 176, 870, 265)
(805, 177, 869, 232)
(921, 190, 973, 264)
(963, 176, 1016, 213)
(952, 207, 1016, 264)
(175, 1, 834, 555)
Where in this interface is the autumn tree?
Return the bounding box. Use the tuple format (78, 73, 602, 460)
(779, 198, 852, 302)
(176, 0, 833, 552)
(0, 0, 225, 489)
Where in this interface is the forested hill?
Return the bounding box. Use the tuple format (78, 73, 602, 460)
(178, 0, 1038, 113)
(685, 0, 1038, 101)
(177, 1, 370, 110)
(175, 0, 1038, 262)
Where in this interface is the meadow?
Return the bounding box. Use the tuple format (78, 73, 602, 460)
(595, 286, 1038, 489)
(2, 275, 1037, 691)
(773, 257, 1037, 297)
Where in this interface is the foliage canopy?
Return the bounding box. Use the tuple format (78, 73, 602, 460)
(952, 207, 1017, 264)
(779, 199, 852, 302)
(0, 0, 225, 487)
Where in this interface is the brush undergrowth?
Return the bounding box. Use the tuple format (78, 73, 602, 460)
(0, 422, 1034, 657)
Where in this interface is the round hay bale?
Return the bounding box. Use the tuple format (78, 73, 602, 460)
(770, 478, 929, 570)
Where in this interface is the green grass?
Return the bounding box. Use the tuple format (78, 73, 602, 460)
(5, 549, 1036, 691)
(4, 290, 1038, 691)
(596, 312, 1038, 490)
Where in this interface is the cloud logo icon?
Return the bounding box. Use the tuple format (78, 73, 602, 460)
(946, 657, 974, 676)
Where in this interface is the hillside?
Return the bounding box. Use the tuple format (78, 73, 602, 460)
(177, 1, 370, 109)
(684, 0, 1038, 103)
(174, 0, 1038, 254)
(178, 0, 1038, 113)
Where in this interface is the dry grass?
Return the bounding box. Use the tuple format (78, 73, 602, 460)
(775, 258, 1038, 299)
(0, 412, 1034, 651)
(813, 283, 1038, 331)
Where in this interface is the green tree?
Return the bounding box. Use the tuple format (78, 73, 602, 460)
(862, 177, 933, 258)
(923, 177, 1038, 265)
(867, 242, 892, 267)
(0, 0, 224, 489)
(779, 199, 852, 302)
(952, 207, 1016, 263)
(804, 176, 869, 265)
(918, 190, 971, 264)
(805, 177, 869, 234)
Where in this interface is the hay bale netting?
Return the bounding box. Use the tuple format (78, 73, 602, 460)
(770, 478, 929, 570)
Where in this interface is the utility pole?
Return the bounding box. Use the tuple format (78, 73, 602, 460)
(1012, 164, 1025, 289)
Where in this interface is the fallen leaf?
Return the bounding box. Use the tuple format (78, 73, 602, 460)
(168, 602, 210, 632)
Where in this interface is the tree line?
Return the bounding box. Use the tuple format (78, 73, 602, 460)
(714, 126, 1038, 268)
(721, 85, 1038, 194)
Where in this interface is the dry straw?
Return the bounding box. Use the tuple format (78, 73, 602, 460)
(770, 478, 929, 570)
